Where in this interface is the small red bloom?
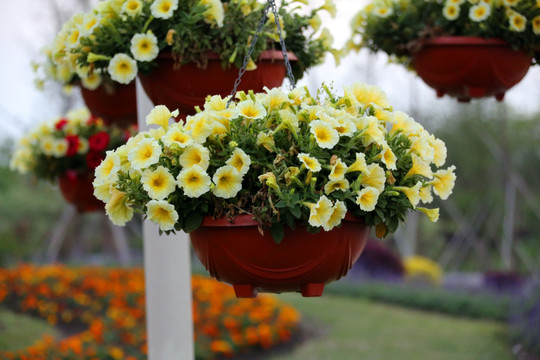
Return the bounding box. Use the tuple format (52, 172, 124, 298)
(87, 114, 99, 125)
(86, 151, 105, 169)
(65, 135, 80, 157)
(55, 118, 68, 130)
(89, 132, 110, 152)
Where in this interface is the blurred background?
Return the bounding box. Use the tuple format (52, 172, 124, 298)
(0, 0, 539, 359)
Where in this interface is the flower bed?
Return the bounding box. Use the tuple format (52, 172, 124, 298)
(0, 264, 300, 359)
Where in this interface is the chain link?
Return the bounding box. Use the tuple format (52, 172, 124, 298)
(269, 0, 296, 90)
(227, 0, 296, 106)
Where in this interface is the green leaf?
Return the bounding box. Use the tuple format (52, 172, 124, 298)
(184, 212, 204, 233)
(275, 200, 289, 208)
(290, 206, 301, 218)
(270, 223, 285, 244)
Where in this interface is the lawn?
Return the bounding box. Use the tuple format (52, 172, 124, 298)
(0, 293, 513, 360)
(267, 294, 512, 360)
(0, 307, 59, 352)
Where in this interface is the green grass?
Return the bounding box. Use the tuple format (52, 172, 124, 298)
(268, 294, 512, 360)
(0, 307, 60, 351)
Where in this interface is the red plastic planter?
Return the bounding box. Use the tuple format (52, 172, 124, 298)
(413, 37, 532, 102)
(80, 83, 137, 127)
(139, 50, 297, 119)
(58, 171, 104, 213)
(190, 214, 369, 298)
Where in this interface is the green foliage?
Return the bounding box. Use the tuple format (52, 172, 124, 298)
(510, 284, 540, 356)
(349, 0, 540, 66)
(326, 280, 512, 321)
(52, 0, 336, 86)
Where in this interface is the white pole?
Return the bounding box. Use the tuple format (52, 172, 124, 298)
(136, 79, 195, 360)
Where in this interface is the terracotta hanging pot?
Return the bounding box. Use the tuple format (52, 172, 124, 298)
(190, 214, 369, 298)
(138, 50, 297, 119)
(80, 82, 138, 127)
(412, 36, 533, 102)
(58, 170, 104, 213)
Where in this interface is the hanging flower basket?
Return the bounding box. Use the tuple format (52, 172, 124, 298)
(79, 82, 138, 128)
(412, 37, 533, 102)
(59, 170, 104, 213)
(190, 215, 369, 298)
(138, 51, 298, 119)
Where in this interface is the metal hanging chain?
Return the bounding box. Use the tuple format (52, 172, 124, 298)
(227, 0, 296, 106)
(269, 0, 296, 90)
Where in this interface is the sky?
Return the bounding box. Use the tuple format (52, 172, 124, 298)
(0, 0, 539, 141)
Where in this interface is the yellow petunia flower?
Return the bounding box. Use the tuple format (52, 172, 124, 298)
(356, 187, 380, 212)
(236, 100, 267, 120)
(329, 158, 348, 181)
(533, 15, 540, 35)
(324, 179, 350, 195)
(344, 83, 389, 108)
(52, 139, 68, 157)
(509, 12, 526, 32)
(298, 153, 321, 172)
(80, 12, 101, 37)
(419, 185, 434, 204)
(40, 136, 55, 156)
(176, 165, 211, 198)
(93, 180, 113, 203)
(212, 165, 243, 199)
(358, 116, 385, 145)
(106, 189, 134, 226)
(430, 136, 447, 167)
(443, 3, 460, 20)
(95, 151, 121, 183)
(146, 200, 179, 231)
(417, 207, 439, 222)
(374, 6, 393, 18)
(146, 105, 179, 130)
(151, 0, 178, 19)
(405, 154, 433, 179)
(81, 71, 102, 90)
(179, 144, 210, 170)
(122, 0, 143, 16)
(256, 132, 275, 152)
(200, 0, 225, 27)
(359, 163, 386, 192)
(469, 3, 491, 21)
(306, 195, 334, 228)
(204, 95, 228, 111)
(262, 87, 291, 112)
(394, 181, 422, 208)
(381, 144, 397, 170)
(162, 125, 193, 148)
(128, 137, 162, 170)
(141, 166, 177, 200)
(310, 120, 339, 149)
(187, 114, 214, 143)
(226, 148, 251, 176)
(390, 111, 423, 136)
(323, 200, 347, 231)
(130, 32, 159, 62)
(347, 153, 368, 173)
(430, 165, 456, 200)
(107, 53, 137, 84)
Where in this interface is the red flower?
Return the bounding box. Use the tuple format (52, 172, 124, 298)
(86, 151, 105, 169)
(65, 135, 80, 157)
(55, 118, 68, 130)
(86, 114, 99, 125)
(89, 132, 110, 152)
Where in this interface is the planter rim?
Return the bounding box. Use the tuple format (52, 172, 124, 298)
(423, 36, 509, 47)
(199, 213, 364, 227)
(158, 49, 298, 61)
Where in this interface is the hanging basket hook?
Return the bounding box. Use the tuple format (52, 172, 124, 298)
(227, 0, 296, 106)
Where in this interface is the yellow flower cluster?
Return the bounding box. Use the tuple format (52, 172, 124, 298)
(37, 0, 339, 89)
(95, 82, 455, 237)
(348, 0, 540, 64)
(404, 255, 444, 284)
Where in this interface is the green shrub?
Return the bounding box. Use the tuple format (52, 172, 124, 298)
(326, 280, 511, 321)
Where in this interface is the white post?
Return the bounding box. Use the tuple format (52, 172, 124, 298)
(137, 79, 195, 360)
